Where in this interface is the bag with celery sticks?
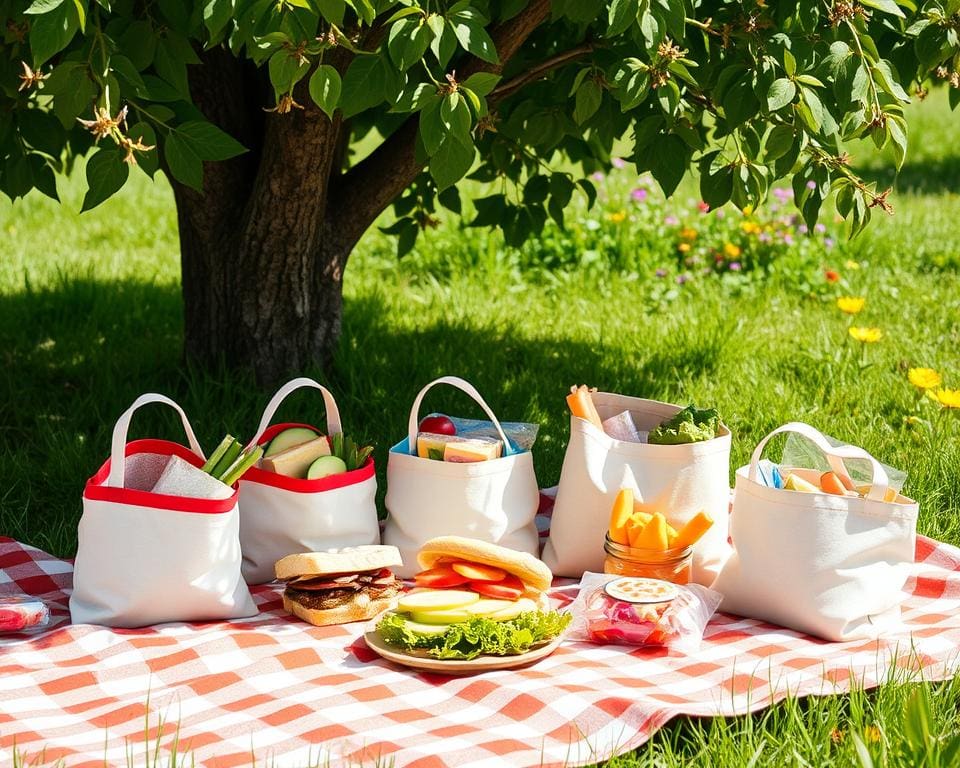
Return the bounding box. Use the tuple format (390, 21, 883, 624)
(542, 388, 732, 585)
(383, 376, 541, 578)
(237, 378, 379, 584)
(71, 394, 257, 628)
(713, 422, 918, 641)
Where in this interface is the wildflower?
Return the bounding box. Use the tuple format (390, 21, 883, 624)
(698, 201, 710, 212)
(773, 187, 792, 202)
(864, 726, 882, 743)
(723, 243, 742, 258)
(849, 327, 883, 343)
(825, 238, 835, 249)
(18, 61, 47, 92)
(676, 273, 689, 285)
(591, 171, 605, 182)
(758, 232, 772, 243)
(664, 216, 679, 226)
(264, 94, 304, 113)
(933, 389, 960, 408)
(729, 262, 742, 271)
(815, 223, 827, 234)
(806, 179, 817, 190)
(680, 227, 697, 241)
(783, 234, 794, 246)
(609, 211, 627, 224)
(837, 296, 865, 315)
(118, 134, 156, 166)
(909, 368, 942, 390)
(77, 105, 128, 143)
(830, 728, 845, 744)
(655, 268, 668, 278)
(715, 209, 725, 219)
(742, 205, 753, 216)
(612, 157, 626, 169)
(825, 269, 841, 283)
(845, 259, 861, 270)
(677, 242, 691, 253)
(798, 224, 809, 234)
(741, 221, 762, 235)
(631, 188, 648, 203)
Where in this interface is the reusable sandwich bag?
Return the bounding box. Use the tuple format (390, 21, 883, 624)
(383, 376, 540, 578)
(238, 377, 379, 584)
(542, 393, 732, 584)
(71, 394, 256, 628)
(713, 422, 918, 641)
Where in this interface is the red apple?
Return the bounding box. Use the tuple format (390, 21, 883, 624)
(418, 414, 456, 436)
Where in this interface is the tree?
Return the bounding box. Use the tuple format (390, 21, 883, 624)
(2, 0, 958, 381)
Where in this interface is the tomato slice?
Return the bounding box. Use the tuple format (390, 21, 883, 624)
(469, 574, 524, 600)
(413, 567, 470, 588)
(450, 561, 507, 582)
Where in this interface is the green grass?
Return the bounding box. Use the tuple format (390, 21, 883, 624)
(2, 89, 960, 765)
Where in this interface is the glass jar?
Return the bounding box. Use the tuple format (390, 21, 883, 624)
(603, 534, 693, 584)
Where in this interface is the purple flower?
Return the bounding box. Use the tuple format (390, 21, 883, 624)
(783, 234, 795, 246)
(825, 237, 835, 249)
(773, 187, 792, 202)
(592, 171, 605, 182)
(715, 209, 725, 219)
(676, 273, 690, 285)
(612, 157, 627, 169)
(758, 232, 772, 243)
(806, 180, 817, 190)
(655, 268, 668, 278)
(729, 262, 742, 271)
(631, 188, 648, 203)
(664, 215, 679, 226)
(815, 223, 827, 233)
(798, 224, 809, 234)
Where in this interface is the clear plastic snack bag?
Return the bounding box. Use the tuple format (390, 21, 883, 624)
(781, 431, 906, 495)
(446, 415, 540, 452)
(0, 595, 50, 634)
(568, 572, 721, 652)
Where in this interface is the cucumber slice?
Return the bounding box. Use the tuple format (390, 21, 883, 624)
(489, 597, 539, 622)
(264, 427, 320, 457)
(409, 608, 473, 625)
(396, 589, 479, 613)
(396, 617, 450, 636)
(465, 599, 515, 617)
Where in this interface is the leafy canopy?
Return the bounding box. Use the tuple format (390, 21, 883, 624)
(3, 0, 960, 241)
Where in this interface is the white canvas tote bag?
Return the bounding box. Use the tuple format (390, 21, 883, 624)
(542, 393, 732, 584)
(238, 378, 379, 584)
(383, 376, 540, 578)
(71, 394, 257, 628)
(713, 422, 918, 641)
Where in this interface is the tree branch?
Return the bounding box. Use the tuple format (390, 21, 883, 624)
(490, 42, 594, 102)
(329, 0, 553, 251)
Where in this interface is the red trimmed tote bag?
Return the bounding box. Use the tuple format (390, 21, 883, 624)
(70, 394, 256, 628)
(238, 378, 380, 584)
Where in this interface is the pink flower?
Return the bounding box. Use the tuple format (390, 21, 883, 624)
(664, 215, 679, 226)
(592, 171, 605, 182)
(676, 273, 690, 285)
(612, 157, 626, 169)
(773, 188, 792, 202)
(698, 201, 710, 212)
(631, 188, 648, 202)
(815, 223, 826, 233)
(715, 209, 725, 219)
(655, 268, 667, 278)
(729, 262, 742, 271)
(806, 180, 817, 190)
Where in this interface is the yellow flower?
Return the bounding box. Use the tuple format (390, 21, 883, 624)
(845, 259, 861, 270)
(908, 368, 942, 390)
(723, 243, 742, 258)
(849, 326, 883, 343)
(741, 221, 762, 235)
(609, 211, 627, 224)
(837, 296, 866, 315)
(680, 227, 698, 241)
(677, 242, 691, 253)
(933, 388, 960, 408)
(742, 205, 754, 215)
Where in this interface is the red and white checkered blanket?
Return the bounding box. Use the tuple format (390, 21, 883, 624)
(2, 512, 960, 768)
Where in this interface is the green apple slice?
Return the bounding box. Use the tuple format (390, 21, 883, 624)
(409, 608, 473, 625)
(396, 589, 480, 613)
(465, 599, 515, 617)
(489, 597, 539, 622)
(264, 427, 319, 457)
(397, 617, 450, 636)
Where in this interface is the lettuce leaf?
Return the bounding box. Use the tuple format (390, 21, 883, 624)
(648, 405, 720, 445)
(376, 611, 572, 660)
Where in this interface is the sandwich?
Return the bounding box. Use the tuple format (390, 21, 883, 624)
(375, 536, 570, 660)
(276, 545, 403, 626)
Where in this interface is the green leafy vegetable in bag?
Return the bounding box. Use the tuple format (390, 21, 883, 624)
(648, 405, 721, 445)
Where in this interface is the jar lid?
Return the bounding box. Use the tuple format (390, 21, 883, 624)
(604, 577, 680, 604)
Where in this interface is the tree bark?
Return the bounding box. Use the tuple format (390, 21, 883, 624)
(174, 1, 553, 384)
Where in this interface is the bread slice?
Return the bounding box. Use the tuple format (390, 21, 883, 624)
(417, 536, 553, 593)
(282, 591, 395, 627)
(275, 545, 403, 581)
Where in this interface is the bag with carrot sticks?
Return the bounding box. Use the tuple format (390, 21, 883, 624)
(542, 387, 732, 586)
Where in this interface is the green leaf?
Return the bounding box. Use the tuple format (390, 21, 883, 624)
(175, 121, 246, 161)
(340, 56, 386, 118)
(17, 110, 64, 157)
(643, 134, 689, 196)
(29, 2, 79, 66)
(887, 116, 907, 170)
(767, 78, 797, 111)
(119, 21, 157, 71)
(128, 122, 159, 177)
(419, 98, 446, 155)
(765, 125, 795, 161)
(309, 65, 342, 118)
(429, 135, 475, 190)
(783, 48, 797, 77)
(81, 148, 129, 211)
(608, 0, 640, 36)
(860, 0, 905, 17)
(574, 80, 603, 125)
(163, 132, 203, 190)
(470, 194, 506, 227)
(269, 51, 310, 95)
(723, 74, 760, 127)
(24, 0, 65, 14)
(872, 60, 910, 101)
(388, 16, 433, 71)
(463, 72, 500, 98)
(699, 163, 733, 209)
(441, 93, 472, 143)
(450, 9, 498, 63)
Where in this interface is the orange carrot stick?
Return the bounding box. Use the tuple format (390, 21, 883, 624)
(608, 488, 634, 546)
(566, 385, 603, 430)
(673, 511, 714, 549)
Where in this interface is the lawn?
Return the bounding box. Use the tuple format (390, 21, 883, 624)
(2, 88, 959, 766)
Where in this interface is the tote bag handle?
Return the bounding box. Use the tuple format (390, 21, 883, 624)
(407, 376, 514, 455)
(106, 393, 205, 488)
(246, 377, 343, 451)
(748, 422, 890, 502)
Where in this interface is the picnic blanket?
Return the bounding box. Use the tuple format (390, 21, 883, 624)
(2, 500, 960, 768)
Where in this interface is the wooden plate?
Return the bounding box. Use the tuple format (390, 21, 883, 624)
(363, 616, 565, 676)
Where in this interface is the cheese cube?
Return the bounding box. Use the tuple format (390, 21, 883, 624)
(443, 437, 502, 463)
(260, 436, 331, 478)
